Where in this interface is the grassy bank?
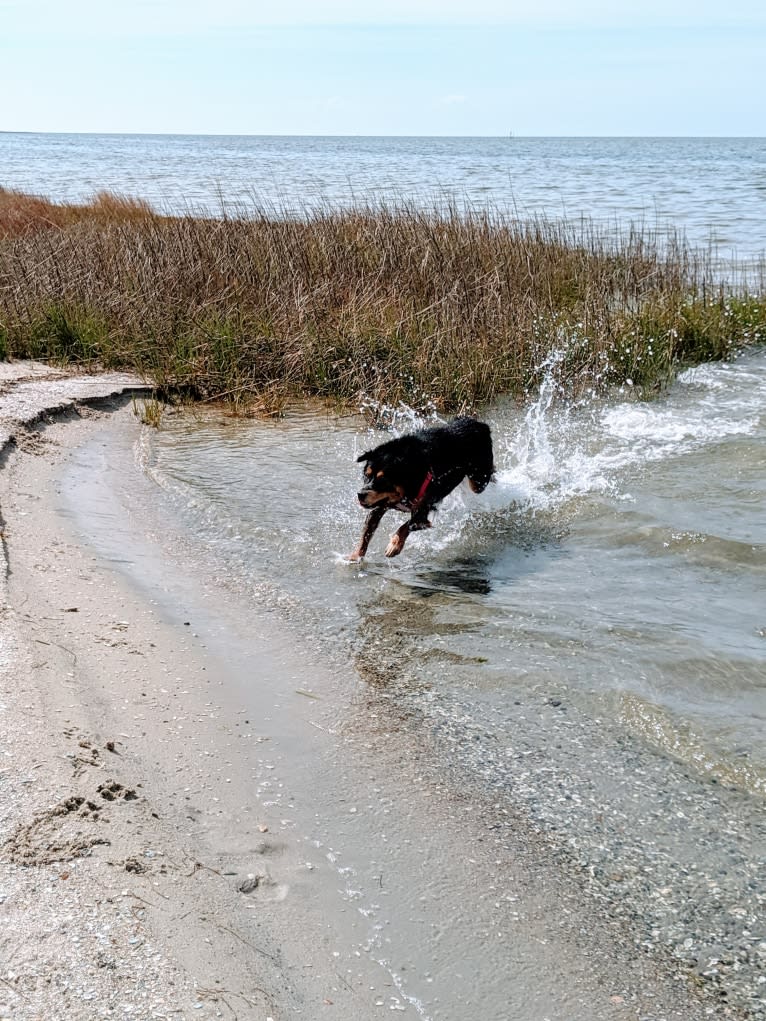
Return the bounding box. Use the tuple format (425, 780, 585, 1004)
(1, 187, 764, 413)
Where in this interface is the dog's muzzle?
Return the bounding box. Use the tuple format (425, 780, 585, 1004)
(359, 488, 390, 508)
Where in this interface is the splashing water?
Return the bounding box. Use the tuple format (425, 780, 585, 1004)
(491, 350, 611, 513)
(488, 348, 765, 518)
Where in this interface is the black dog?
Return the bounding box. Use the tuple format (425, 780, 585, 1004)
(349, 417, 495, 560)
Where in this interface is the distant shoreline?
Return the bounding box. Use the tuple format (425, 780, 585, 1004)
(3, 129, 765, 137)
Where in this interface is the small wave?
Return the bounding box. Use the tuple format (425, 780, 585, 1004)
(620, 692, 766, 797)
(601, 402, 757, 457)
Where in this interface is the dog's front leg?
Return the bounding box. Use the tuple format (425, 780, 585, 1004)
(385, 521, 410, 558)
(385, 513, 431, 557)
(348, 505, 387, 561)
(385, 510, 432, 558)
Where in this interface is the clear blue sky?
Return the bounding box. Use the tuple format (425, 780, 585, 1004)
(2, 0, 765, 136)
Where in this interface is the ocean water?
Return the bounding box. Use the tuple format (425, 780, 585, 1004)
(2, 132, 766, 258)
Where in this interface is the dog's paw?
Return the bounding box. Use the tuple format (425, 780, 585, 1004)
(346, 550, 364, 562)
(385, 536, 404, 558)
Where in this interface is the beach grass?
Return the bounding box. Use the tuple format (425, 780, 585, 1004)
(0, 187, 764, 412)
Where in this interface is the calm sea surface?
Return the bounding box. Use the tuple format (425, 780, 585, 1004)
(2, 133, 766, 257)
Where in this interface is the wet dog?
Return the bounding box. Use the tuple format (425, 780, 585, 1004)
(349, 417, 494, 560)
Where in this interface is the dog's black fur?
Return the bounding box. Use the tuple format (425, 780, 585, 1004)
(350, 417, 495, 560)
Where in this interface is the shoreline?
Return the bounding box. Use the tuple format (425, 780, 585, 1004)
(0, 366, 748, 1020)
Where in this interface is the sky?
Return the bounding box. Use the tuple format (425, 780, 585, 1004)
(1, 0, 765, 136)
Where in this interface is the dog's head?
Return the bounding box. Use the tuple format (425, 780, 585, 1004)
(356, 449, 407, 508)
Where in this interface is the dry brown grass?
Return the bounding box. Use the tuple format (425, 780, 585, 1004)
(0, 187, 155, 238)
(0, 190, 763, 411)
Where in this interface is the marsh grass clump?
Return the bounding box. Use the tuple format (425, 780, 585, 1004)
(0, 190, 763, 411)
(133, 396, 165, 429)
(0, 187, 155, 237)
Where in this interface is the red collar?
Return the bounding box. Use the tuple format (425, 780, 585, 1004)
(413, 470, 433, 508)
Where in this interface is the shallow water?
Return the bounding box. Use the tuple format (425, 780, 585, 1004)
(56, 351, 766, 1017)
(53, 418, 687, 1021)
(141, 351, 766, 794)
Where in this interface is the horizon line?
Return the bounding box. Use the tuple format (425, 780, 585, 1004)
(2, 130, 765, 140)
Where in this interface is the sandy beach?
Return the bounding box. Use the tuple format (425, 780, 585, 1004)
(0, 368, 306, 1019)
(0, 365, 749, 1020)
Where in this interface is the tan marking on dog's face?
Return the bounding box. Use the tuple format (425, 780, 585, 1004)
(358, 484, 406, 508)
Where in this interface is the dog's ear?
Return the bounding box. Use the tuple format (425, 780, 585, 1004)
(356, 451, 372, 463)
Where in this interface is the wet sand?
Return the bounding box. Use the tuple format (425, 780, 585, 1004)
(0, 370, 742, 1020)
